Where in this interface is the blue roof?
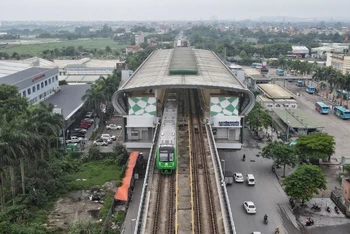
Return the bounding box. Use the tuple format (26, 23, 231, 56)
(334, 106, 350, 112)
(316, 102, 329, 108)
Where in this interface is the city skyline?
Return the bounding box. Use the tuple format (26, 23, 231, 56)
(1, 0, 350, 22)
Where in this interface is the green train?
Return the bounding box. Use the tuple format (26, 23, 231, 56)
(156, 93, 178, 174)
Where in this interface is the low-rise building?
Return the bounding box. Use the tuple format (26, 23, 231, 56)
(292, 46, 309, 58)
(0, 61, 59, 105)
(327, 53, 350, 75)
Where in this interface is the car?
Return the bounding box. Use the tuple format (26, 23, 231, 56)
(79, 124, 90, 129)
(70, 132, 86, 138)
(243, 201, 256, 214)
(66, 136, 83, 144)
(233, 172, 244, 183)
(73, 128, 87, 133)
(83, 118, 94, 123)
(252, 232, 261, 234)
(80, 120, 92, 125)
(246, 174, 255, 186)
(93, 139, 108, 146)
(106, 124, 122, 130)
(85, 112, 93, 118)
(101, 133, 116, 141)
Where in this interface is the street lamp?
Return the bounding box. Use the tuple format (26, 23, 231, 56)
(130, 218, 136, 233)
(286, 121, 290, 142)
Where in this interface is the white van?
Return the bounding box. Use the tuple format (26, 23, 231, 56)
(246, 174, 255, 186)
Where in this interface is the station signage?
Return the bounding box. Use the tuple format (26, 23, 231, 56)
(32, 74, 45, 82)
(218, 121, 240, 127)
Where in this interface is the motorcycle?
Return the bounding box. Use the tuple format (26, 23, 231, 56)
(335, 206, 340, 214)
(305, 217, 314, 226)
(264, 215, 268, 224)
(242, 154, 246, 161)
(326, 206, 331, 213)
(311, 204, 321, 212)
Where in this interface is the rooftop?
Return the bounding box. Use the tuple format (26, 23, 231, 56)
(169, 47, 198, 75)
(273, 108, 324, 129)
(43, 84, 90, 120)
(0, 67, 50, 85)
(257, 84, 295, 99)
(0, 61, 31, 78)
(121, 49, 248, 91)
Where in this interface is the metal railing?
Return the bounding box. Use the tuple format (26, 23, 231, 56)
(133, 121, 160, 234)
(207, 123, 236, 234)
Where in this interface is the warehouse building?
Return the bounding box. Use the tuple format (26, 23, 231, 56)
(0, 61, 59, 104)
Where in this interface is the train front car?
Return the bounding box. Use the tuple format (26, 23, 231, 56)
(156, 93, 178, 174)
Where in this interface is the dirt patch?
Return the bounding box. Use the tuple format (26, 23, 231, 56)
(46, 190, 104, 230)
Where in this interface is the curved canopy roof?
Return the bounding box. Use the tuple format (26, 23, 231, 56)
(112, 48, 255, 115)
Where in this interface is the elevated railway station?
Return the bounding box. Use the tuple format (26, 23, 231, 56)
(112, 48, 255, 150)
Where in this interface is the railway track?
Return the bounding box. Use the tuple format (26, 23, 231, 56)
(151, 172, 176, 234)
(189, 89, 220, 234)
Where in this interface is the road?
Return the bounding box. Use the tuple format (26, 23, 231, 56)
(220, 130, 302, 234)
(279, 80, 350, 157)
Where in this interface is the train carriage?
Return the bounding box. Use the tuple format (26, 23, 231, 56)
(156, 92, 178, 174)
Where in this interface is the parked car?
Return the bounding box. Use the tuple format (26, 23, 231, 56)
(66, 136, 83, 144)
(233, 172, 244, 183)
(85, 112, 93, 118)
(101, 133, 116, 141)
(79, 124, 90, 129)
(93, 139, 108, 146)
(243, 201, 257, 214)
(106, 124, 122, 130)
(80, 120, 92, 125)
(73, 128, 87, 133)
(70, 131, 86, 138)
(83, 118, 94, 123)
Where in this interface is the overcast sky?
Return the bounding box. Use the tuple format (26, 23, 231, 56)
(1, 0, 349, 21)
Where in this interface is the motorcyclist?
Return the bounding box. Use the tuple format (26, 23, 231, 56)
(275, 227, 280, 233)
(243, 154, 246, 160)
(264, 214, 268, 221)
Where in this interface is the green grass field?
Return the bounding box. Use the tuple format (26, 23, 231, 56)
(0, 38, 127, 56)
(68, 160, 122, 190)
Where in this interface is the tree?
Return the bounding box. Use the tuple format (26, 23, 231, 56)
(239, 50, 248, 59)
(105, 46, 112, 52)
(262, 141, 298, 177)
(245, 102, 272, 133)
(283, 164, 327, 205)
(295, 132, 335, 162)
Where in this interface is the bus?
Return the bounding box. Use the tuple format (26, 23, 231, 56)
(296, 80, 303, 87)
(334, 106, 350, 120)
(306, 85, 316, 94)
(251, 63, 262, 68)
(276, 69, 284, 76)
(315, 102, 330, 114)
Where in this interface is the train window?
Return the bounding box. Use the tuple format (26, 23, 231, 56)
(159, 151, 168, 162)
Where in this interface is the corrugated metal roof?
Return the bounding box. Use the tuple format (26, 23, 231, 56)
(273, 108, 324, 129)
(258, 84, 295, 99)
(0, 61, 31, 78)
(0, 67, 50, 85)
(43, 84, 90, 119)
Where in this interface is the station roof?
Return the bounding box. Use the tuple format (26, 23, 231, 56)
(257, 84, 295, 99)
(273, 108, 324, 129)
(113, 48, 255, 115)
(43, 84, 90, 120)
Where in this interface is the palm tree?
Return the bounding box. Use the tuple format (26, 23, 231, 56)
(82, 85, 106, 126)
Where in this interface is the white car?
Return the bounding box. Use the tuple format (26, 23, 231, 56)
(101, 134, 115, 143)
(252, 232, 261, 234)
(83, 118, 94, 123)
(85, 112, 93, 118)
(66, 136, 83, 143)
(93, 139, 108, 146)
(106, 124, 122, 130)
(73, 128, 87, 133)
(234, 173, 244, 183)
(243, 201, 257, 214)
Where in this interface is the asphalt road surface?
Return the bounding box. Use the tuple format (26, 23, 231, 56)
(220, 130, 302, 234)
